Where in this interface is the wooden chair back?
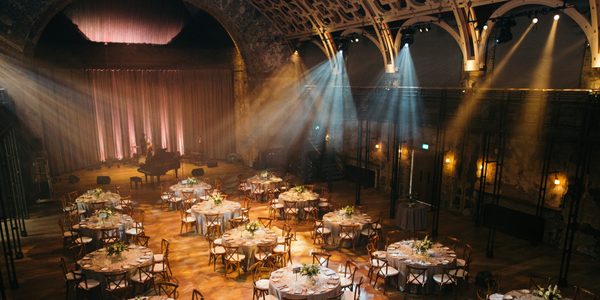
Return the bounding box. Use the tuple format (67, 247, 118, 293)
(311, 251, 331, 267)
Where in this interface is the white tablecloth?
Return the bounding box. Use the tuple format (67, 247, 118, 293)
(78, 213, 134, 240)
(278, 190, 319, 218)
(395, 202, 429, 231)
(170, 181, 212, 198)
(322, 210, 372, 244)
(386, 240, 456, 290)
(190, 200, 241, 234)
(269, 265, 341, 300)
(222, 226, 278, 269)
(76, 191, 121, 212)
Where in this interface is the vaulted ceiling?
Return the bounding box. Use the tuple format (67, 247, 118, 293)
(248, 0, 503, 38)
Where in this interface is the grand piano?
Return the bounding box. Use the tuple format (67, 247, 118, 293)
(137, 148, 181, 183)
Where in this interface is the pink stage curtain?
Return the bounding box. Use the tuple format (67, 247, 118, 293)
(31, 68, 235, 174)
(64, 0, 187, 44)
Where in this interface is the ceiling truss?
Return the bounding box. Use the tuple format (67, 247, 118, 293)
(249, 0, 600, 71)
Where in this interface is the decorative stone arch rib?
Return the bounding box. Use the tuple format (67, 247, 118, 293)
(395, 16, 468, 67)
(478, 0, 598, 67)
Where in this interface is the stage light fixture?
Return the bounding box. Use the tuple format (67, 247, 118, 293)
(419, 27, 423, 33)
(532, 17, 539, 24)
(354, 37, 359, 42)
(554, 14, 560, 21)
(495, 18, 516, 44)
(400, 27, 415, 46)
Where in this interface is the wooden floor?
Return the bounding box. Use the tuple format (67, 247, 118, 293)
(7, 161, 599, 300)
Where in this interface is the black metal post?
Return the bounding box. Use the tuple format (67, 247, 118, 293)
(558, 97, 596, 286)
(355, 120, 362, 205)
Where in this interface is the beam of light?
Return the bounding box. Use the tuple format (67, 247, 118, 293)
(515, 19, 558, 144)
(239, 50, 356, 160)
(446, 23, 534, 144)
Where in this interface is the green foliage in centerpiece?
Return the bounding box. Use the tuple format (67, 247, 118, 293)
(184, 177, 198, 185)
(534, 285, 563, 300)
(96, 208, 113, 219)
(342, 205, 354, 217)
(106, 241, 129, 256)
(413, 235, 433, 255)
(209, 193, 223, 206)
(245, 221, 260, 234)
(92, 187, 103, 197)
(293, 185, 305, 194)
(300, 263, 320, 278)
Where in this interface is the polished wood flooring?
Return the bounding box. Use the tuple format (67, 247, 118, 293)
(7, 161, 598, 300)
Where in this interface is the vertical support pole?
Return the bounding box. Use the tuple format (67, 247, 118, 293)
(431, 90, 446, 238)
(355, 120, 362, 205)
(558, 97, 596, 286)
(390, 121, 400, 219)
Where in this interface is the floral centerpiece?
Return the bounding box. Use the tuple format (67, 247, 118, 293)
(209, 193, 223, 206)
(413, 235, 433, 255)
(292, 185, 305, 194)
(96, 208, 113, 220)
(89, 187, 103, 198)
(342, 205, 354, 217)
(300, 263, 320, 284)
(106, 241, 128, 257)
(534, 285, 562, 300)
(245, 221, 260, 236)
(259, 171, 271, 180)
(184, 177, 198, 186)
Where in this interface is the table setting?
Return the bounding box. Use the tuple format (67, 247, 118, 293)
(322, 206, 372, 243)
(386, 237, 456, 289)
(278, 186, 319, 218)
(221, 222, 278, 268)
(488, 285, 567, 300)
(75, 188, 121, 211)
(247, 171, 283, 186)
(190, 196, 241, 234)
(77, 209, 134, 239)
(269, 264, 341, 300)
(77, 242, 154, 288)
(169, 177, 212, 198)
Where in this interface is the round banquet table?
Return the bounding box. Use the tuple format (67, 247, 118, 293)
(169, 181, 212, 198)
(322, 210, 372, 244)
(278, 190, 319, 218)
(221, 226, 278, 269)
(129, 296, 171, 300)
(190, 200, 241, 234)
(77, 245, 153, 286)
(78, 213, 134, 240)
(487, 289, 571, 300)
(247, 175, 283, 186)
(395, 202, 429, 231)
(386, 240, 456, 290)
(76, 191, 120, 212)
(269, 265, 341, 300)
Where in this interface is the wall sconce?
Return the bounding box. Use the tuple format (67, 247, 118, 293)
(553, 174, 560, 185)
(445, 157, 451, 163)
(375, 143, 380, 149)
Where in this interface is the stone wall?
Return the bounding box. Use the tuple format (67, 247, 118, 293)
(339, 89, 600, 256)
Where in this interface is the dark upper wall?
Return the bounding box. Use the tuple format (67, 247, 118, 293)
(0, 0, 288, 81)
(34, 10, 235, 68)
(488, 14, 587, 89)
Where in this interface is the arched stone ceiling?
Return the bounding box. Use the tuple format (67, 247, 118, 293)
(0, 0, 289, 79)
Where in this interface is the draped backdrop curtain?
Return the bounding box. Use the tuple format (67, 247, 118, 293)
(32, 68, 235, 174)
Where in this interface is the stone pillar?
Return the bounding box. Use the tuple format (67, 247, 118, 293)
(232, 49, 252, 166)
(462, 70, 485, 88)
